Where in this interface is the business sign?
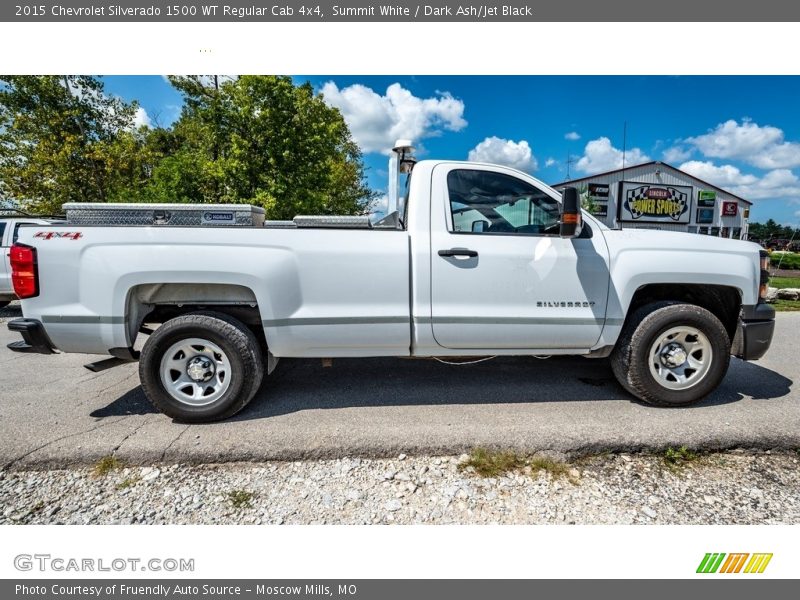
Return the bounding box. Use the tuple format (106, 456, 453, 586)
(722, 201, 738, 217)
(697, 208, 715, 224)
(588, 183, 609, 198)
(580, 183, 609, 219)
(618, 182, 692, 224)
(698, 190, 717, 207)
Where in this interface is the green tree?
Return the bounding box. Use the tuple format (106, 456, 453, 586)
(578, 183, 599, 215)
(150, 75, 374, 217)
(1, 75, 375, 218)
(0, 75, 140, 213)
(748, 219, 798, 241)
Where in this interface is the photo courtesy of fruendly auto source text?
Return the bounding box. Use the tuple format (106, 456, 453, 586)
(1, 0, 799, 595)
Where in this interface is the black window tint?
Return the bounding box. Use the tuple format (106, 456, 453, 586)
(0, 223, 6, 245)
(13, 223, 24, 244)
(447, 169, 561, 235)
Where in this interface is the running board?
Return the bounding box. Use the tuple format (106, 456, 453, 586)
(83, 357, 135, 372)
(84, 347, 140, 372)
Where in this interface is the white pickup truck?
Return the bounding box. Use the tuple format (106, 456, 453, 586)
(6, 142, 775, 422)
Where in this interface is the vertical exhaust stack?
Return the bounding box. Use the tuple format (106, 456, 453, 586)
(388, 139, 415, 215)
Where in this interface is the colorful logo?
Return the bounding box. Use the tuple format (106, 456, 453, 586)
(696, 553, 773, 574)
(624, 185, 689, 221)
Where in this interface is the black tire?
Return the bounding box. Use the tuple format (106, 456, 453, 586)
(0, 301, 10, 309)
(610, 301, 731, 407)
(139, 312, 264, 423)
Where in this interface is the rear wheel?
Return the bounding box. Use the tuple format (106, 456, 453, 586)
(610, 302, 731, 407)
(139, 312, 264, 422)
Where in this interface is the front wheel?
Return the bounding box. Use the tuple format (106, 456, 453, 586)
(610, 301, 731, 407)
(139, 312, 264, 422)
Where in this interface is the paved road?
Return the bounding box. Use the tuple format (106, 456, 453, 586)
(1, 303, 798, 468)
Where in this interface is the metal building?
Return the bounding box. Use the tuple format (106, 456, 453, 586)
(553, 161, 752, 239)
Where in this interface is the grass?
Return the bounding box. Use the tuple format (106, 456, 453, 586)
(115, 476, 140, 490)
(663, 446, 699, 469)
(92, 455, 122, 478)
(768, 252, 800, 270)
(766, 275, 800, 311)
(459, 448, 526, 477)
(226, 489, 254, 509)
(528, 457, 572, 479)
(773, 299, 800, 311)
(768, 276, 800, 289)
(459, 448, 577, 483)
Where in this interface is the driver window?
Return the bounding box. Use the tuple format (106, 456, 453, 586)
(447, 169, 560, 235)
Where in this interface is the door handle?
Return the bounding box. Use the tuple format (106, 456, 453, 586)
(438, 248, 478, 258)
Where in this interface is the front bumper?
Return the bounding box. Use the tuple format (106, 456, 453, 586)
(733, 303, 775, 361)
(7, 318, 56, 355)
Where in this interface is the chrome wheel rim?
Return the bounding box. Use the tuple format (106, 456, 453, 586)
(648, 326, 713, 391)
(159, 338, 232, 406)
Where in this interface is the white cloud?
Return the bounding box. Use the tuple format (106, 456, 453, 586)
(132, 106, 152, 128)
(367, 194, 389, 218)
(678, 160, 757, 187)
(740, 169, 800, 199)
(575, 137, 650, 173)
(467, 137, 538, 172)
(662, 145, 693, 163)
(545, 158, 557, 167)
(686, 119, 800, 169)
(61, 77, 152, 131)
(679, 160, 800, 200)
(320, 82, 467, 154)
(564, 131, 581, 141)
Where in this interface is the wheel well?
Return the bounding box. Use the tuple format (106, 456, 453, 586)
(627, 284, 742, 339)
(126, 283, 266, 350)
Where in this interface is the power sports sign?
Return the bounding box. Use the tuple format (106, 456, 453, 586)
(618, 181, 692, 224)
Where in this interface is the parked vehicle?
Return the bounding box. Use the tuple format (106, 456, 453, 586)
(6, 142, 775, 422)
(1, 212, 55, 308)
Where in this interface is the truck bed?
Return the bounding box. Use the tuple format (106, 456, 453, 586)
(17, 225, 412, 357)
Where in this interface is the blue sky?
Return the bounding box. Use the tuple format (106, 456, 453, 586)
(103, 75, 800, 225)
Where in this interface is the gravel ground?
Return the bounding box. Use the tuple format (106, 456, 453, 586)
(1, 450, 798, 525)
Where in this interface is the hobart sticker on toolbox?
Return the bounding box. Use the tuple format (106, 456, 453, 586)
(34, 231, 83, 240)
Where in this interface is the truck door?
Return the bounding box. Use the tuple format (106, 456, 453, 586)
(430, 164, 610, 350)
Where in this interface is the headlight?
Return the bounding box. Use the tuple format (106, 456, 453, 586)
(759, 250, 770, 300)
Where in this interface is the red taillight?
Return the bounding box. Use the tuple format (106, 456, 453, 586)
(10, 244, 39, 299)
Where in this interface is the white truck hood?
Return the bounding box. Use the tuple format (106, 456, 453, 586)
(603, 228, 762, 258)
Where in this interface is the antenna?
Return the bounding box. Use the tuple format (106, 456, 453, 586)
(622, 121, 627, 174)
(566, 153, 576, 179)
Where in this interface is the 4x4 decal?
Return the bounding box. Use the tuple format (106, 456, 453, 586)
(34, 231, 83, 240)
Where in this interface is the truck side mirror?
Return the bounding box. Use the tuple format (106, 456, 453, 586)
(560, 187, 583, 238)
